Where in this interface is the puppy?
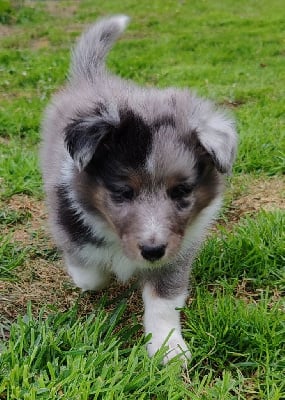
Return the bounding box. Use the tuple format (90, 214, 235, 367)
(41, 15, 237, 364)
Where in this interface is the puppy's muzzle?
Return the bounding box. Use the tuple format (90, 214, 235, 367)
(139, 244, 166, 262)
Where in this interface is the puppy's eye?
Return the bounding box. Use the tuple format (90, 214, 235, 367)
(111, 186, 135, 203)
(168, 183, 193, 201)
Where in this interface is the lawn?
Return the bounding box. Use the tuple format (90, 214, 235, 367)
(0, 0, 284, 399)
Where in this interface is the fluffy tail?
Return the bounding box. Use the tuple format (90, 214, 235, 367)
(70, 15, 130, 81)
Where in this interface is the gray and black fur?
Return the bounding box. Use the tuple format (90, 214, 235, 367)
(41, 15, 237, 364)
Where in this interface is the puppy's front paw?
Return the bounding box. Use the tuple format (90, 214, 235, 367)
(147, 330, 191, 366)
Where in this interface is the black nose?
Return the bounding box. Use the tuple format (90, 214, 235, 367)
(140, 244, 166, 262)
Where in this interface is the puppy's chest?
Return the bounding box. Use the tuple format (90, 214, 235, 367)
(78, 242, 140, 282)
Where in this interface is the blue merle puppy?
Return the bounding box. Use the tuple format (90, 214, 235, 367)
(41, 15, 237, 364)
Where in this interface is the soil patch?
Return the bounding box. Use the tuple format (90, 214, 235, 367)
(44, 1, 78, 18)
(4, 194, 47, 244)
(0, 24, 19, 37)
(31, 37, 50, 50)
(225, 175, 284, 224)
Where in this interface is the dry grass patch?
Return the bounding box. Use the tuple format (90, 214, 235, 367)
(0, 259, 74, 323)
(0, 24, 19, 37)
(5, 194, 46, 241)
(1, 253, 143, 335)
(30, 37, 50, 50)
(225, 175, 284, 224)
(44, 1, 78, 18)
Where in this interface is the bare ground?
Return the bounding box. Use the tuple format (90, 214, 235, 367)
(0, 175, 284, 329)
(0, 24, 19, 37)
(225, 175, 285, 224)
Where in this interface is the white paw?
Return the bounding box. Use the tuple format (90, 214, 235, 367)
(147, 331, 191, 366)
(65, 257, 111, 292)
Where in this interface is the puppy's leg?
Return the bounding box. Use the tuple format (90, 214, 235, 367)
(142, 267, 191, 365)
(65, 252, 111, 292)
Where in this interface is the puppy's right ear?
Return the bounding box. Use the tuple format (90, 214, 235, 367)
(64, 104, 119, 171)
(196, 111, 238, 174)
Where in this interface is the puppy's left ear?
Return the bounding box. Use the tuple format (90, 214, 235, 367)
(196, 111, 238, 174)
(64, 104, 119, 171)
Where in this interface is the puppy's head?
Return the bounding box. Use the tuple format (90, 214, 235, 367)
(64, 95, 237, 264)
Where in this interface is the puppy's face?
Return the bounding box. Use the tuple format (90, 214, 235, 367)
(89, 167, 220, 264)
(66, 106, 227, 264)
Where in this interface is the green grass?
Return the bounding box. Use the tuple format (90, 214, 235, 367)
(0, 0, 284, 398)
(185, 289, 284, 399)
(194, 211, 285, 289)
(0, 235, 28, 281)
(0, 302, 192, 399)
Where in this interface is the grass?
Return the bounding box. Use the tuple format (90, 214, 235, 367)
(0, 303, 192, 399)
(0, 0, 284, 398)
(0, 235, 27, 281)
(194, 210, 285, 289)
